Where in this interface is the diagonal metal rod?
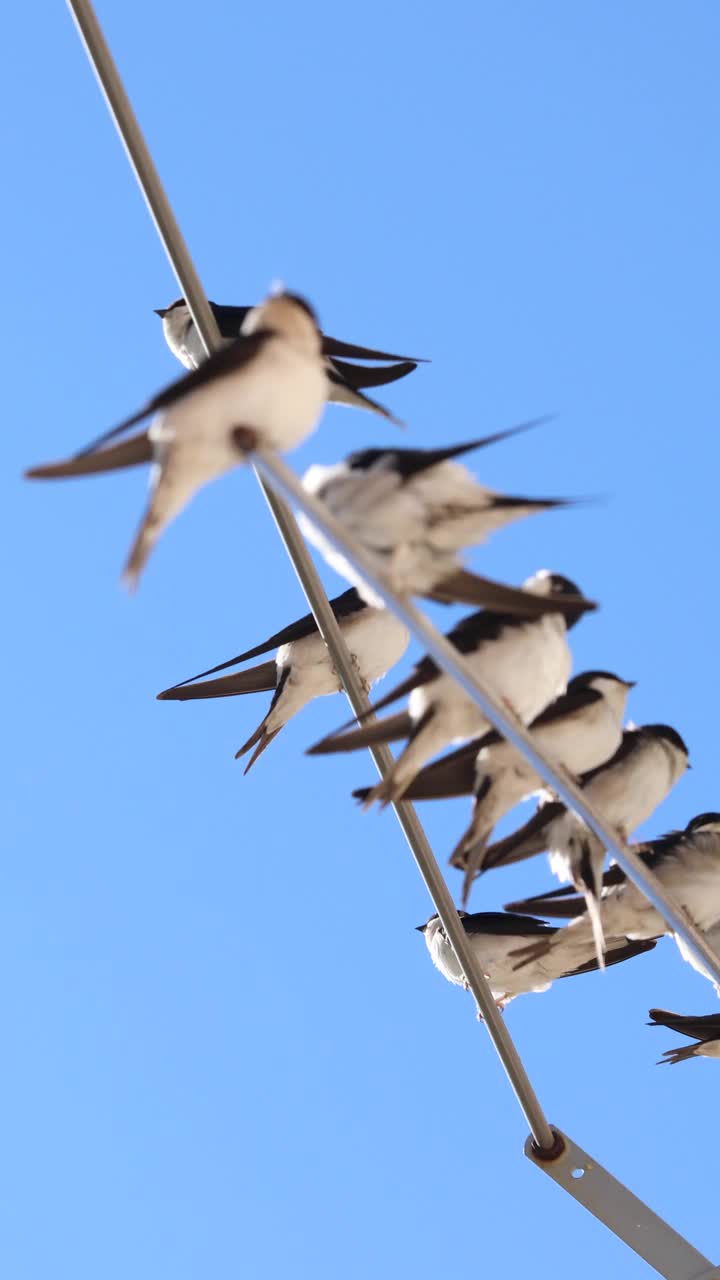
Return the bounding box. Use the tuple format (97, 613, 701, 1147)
(65, 0, 555, 1150)
(253, 449, 720, 990)
(63, 1, 720, 1267)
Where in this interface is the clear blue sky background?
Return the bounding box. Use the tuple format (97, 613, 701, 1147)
(3, 3, 719, 1277)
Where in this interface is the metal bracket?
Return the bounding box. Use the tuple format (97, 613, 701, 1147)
(525, 1129, 719, 1280)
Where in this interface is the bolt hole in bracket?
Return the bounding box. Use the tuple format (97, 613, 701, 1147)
(525, 1129, 719, 1280)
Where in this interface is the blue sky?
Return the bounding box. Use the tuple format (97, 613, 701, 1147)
(3, 3, 720, 1276)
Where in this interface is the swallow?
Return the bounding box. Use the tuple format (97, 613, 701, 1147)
(416, 910, 657, 1009)
(157, 587, 409, 770)
(24, 299, 414, 493)
(156, 296, 423, 415)
(299, 426, 587, 616)
(508, 813, 720, 973)
(308, 571, 594, 807)
(354, 671, 633, 904)
(648, 1009, 720, 1065)
(480, 724, 689, 965)
(26, 290, 363, 588)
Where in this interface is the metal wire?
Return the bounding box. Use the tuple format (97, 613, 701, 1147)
(60, 2, 720, 1268)
(254, 450, 720, 989)
(65, 0, 555, 1150)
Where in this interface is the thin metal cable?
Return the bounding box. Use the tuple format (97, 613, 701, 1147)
(65, 0, 555, 1149)
(253, 450, 720, 989)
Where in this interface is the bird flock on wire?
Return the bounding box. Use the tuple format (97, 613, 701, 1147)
(25, 286, 720, 1067)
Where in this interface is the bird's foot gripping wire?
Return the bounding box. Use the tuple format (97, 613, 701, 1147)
(231, 425, 260, 453)
(349, 651, 372, 697)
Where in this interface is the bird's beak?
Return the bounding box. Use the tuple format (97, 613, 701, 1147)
(626, 680, 638, 688)
(415, 924, 426, 933)
(154, 308, 167, 318)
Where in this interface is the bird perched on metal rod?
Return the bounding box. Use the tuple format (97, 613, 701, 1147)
(508, 813, 720, 976)
(648, 1008, 720, 1065)
(416, 910, 657, 1009)
(157, 587, 409, 771)
(299, 424, 588, 615)
(155, 296, 424, 415)
(26, 289, 387, 588)
(353, 670, 634, 904)
(308, 571, 595, 807)
(479, 724, 689, 966)
(21, 302, 415, 489)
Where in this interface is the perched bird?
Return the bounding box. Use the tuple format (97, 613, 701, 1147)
(508, 813, 720, 973)
(23, 299, 414, 488)
(157, 587, 409, 770)
(648, 1008, 720, 1065)
(300, 428, 586, 615)
(416, 910, 657, 1009)
(480, 724, 690, 965)
(26, 290, 356, 588)
(156, 296, 423, 414)
(354, 670, 634, 903)
(308, 571, 594, 807)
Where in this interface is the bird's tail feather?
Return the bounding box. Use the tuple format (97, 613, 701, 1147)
(657, 1043, 699, 1066)
(237, 724, 282, 773)
(458, 827, 495, 908)
(122, 455, 207, 590)
(584, 891, 607, 970)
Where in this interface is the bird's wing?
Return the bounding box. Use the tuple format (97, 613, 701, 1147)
(562, 936, 658, 978)
(503, 865, 628, 917)
(503, 890, 587, 919)
(429, 570, 596, 618)
(647, 1009, 720, 1040)
(71, 330, 273, 456)
(308, 710, 413, 756)
(26, 430, 153, 479)
(320, 659, 437, 740)
(328, 358, 417, 389)
(157, 660, 278, 701)
(395, 737, 489, 800)
(209, 302, 252, 335)
(321, 334, 427, 362)
(530, 684, 604, 727)
(165, 590, 365, 687)
(461, 911, 557, 937)
(482, 803, 566, 870)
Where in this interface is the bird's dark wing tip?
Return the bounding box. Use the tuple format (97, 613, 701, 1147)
(25, 463, 58, 479)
